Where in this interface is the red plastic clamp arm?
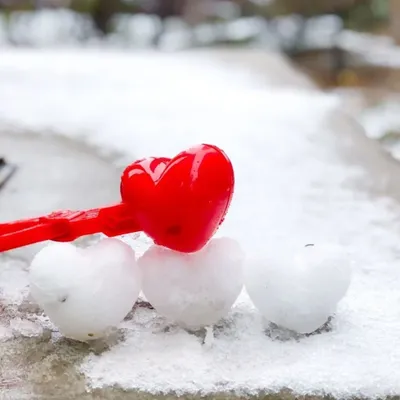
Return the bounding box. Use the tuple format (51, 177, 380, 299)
(0, 203, 141, 252)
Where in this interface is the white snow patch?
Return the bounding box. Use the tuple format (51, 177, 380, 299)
(358, 102, 400, 140)
(9, 317, 45, 338)
(0, 49, 400, 397)
(0, 256, 29, 306)
(336, 30, 400, 68)
(0, 324, 13, 342)
(357, 101, 400, 161)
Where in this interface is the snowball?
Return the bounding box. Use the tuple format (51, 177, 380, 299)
(29, 238, 142, 342)
(139, 237, 244, 330)
(245, 243, 352, 334)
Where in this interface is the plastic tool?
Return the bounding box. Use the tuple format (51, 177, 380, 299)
(0, 203, 140, 252)
(0, 144, 235, 254)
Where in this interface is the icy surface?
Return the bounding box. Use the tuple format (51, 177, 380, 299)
(0, 48, 400, 398)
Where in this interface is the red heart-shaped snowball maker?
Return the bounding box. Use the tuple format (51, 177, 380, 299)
(120, 144, 234, 253)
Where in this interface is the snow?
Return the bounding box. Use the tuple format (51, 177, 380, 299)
(245, 243, 352, 334)
(355, 100, 400, 162)
(139, 238, 244, 330)
(359, 102, 400, 141)
(0, 48, 264, 164)
(1, 47, 400, 398)
(9, 317, 45, 338)
(29, 239, 142, 341)
(0, 256, 29, 306)
(332, 30, 400, 163)
(336, 30, 400, 68)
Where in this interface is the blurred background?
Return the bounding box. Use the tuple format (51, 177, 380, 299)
(1, 0, 400, 158)
(0, 1, 392, 60)
(0, 1, 397, 84)
(0, 1, 396, 85)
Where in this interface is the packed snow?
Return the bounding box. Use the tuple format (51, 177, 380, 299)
(1, 47, 400, 398)
(245, 243, 352, 334)
(139, 237, 244, 330)
(29, 239, 142, 341)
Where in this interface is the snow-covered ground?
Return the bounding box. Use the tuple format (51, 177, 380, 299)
(335, 93, 400, 163)
(1, 47, 400, 398)
(358, 100, 400, 158)
(337, 30, 400, 68)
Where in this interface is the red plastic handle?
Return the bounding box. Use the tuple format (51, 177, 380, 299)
(0, 202, 141, 252)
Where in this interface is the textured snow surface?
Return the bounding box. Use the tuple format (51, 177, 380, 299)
(1, 49, 400, 398)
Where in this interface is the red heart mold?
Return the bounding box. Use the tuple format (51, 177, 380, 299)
(120, 144, 234, 253)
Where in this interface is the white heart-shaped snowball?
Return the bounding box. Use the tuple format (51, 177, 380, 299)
(29, 238, 141, 341)
(139, 237, 244, 330)
(245, 243, 352, 334)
